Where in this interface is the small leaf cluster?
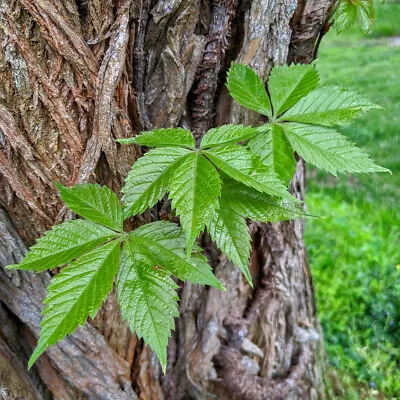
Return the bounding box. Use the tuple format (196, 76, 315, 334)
(9, 62, 388, 372)
(333, 0, 376, 34)
(8, 184, 222, 371)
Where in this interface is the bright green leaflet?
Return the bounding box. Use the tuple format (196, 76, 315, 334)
(117, 240, 179, 373)
(248, 124, 296, 185)
(281, 123, 389, 175)
(226, 63, 272, 118)
(7, 220, 119, 272)
(169, 152, 221, 255)
(200, 124, 258, 149)
(29, 239, 121, 368)
(280, 87, 379, 126)
(208, 202, 252, 286)
(122, 147, 190, 218)
(268, 64, 320, 116)
(58, 183, 123, 232)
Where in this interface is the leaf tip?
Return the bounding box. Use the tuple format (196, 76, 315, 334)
(54, 181, 64, 191)
(115, 137, 136, 145)
(28, 346, 43, 370)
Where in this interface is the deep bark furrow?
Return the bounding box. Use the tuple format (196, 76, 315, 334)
(189, 0, 238, 140)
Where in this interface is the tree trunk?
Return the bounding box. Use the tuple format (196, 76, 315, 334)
(0, 1, 334, 398)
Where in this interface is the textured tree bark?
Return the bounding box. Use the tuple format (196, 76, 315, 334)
(0, 0, 334, 398)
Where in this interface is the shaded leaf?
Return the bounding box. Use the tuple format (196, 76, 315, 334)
(248, 124, 296, 185)
(130, 222, 224, 289)
(221, 176, 306, 222)
(335, 0, 358, 33)
(204, 144, 292, 199)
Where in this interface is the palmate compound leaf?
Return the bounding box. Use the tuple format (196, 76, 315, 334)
(117, 240, 179, 373)
(28, 239, 121, 368)
(281, 123, 390, 175)
(280, 87, 380, 126)
(130, 221, 224, 289)
(169, 152, 221, 255)
(117, 128, 195, 149)
(247, 124, 296, 185)
(203, 144, 293, 200)
(268, 64, 320, 116)
(7, 220, 120, 272)
(207, 202, 252, 286)
(226, 63, 272, 118)
(200, 124, 259, 149)
(122, 147, 190, 219)
(57, 183, 123, 232)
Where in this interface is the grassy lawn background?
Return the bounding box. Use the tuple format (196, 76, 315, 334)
(305, 2, 400, 398)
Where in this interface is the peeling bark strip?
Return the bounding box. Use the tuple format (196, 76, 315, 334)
(0, 0, 333, 398)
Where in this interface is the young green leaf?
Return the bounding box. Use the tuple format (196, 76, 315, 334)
(358, 0, 376, 34)
(169, 152, 221, 254)
(203, 144, 292, 199)
(280, 87, 380, 126)
(121, 128, 195, 149)
(200, 124, 258, 149)
(226, 63, 272, 118)
(7, 220, 120, 272)
(28, 240, 120, 368)
(130, 224, 224, 289)
(207, 203, 252, 285)
(122, 147, 190, 218)
(58, 184, 123, 232)
(268, 64, 320, 116)
(248, 124, 296, 185)
(281, 123, 389, 175)
(334, 0, 358, 33)
(220, 177, 306, 222)
(334, 0, 375, 34)
(117, 240, 179, 373)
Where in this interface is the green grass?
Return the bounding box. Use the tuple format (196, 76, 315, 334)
(306, 2, 400, 398)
